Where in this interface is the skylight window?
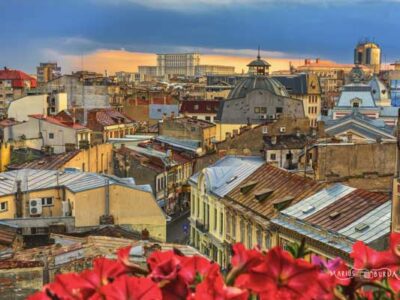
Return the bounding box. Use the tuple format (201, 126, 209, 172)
(302, 205, 315, 214)
(226, 176, 238, 184)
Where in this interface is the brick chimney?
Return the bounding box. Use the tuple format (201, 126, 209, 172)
(15, 180, 23, 218)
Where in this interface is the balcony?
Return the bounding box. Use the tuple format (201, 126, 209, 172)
(195, 220, 209, 234)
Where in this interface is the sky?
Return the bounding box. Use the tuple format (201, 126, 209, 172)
(0, 0, 399, 75)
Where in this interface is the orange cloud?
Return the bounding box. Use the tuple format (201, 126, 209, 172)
(61, 49, 304, 74)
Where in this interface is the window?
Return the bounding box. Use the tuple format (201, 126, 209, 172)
(265, 233, 272, 249)
(353, 102, 359, 108)
(276, 107, 283, 113)
(256, 228, 262, 247)
(270, 153, 276, 161)
(247, 223, 252, 248)
(226, 212, 231, 235)
(220, 212, 223, 235)
(232, 214, 236, 238)
(49, 133, 54, 139)
(240, 219, 245, 243)
(260, 107, 267, 114)
(205, 116, 211, 121)
(0, 201, 7, 212)
(194, 104, 199, 110)
(41, 197, 53, 206)
(82, 163, 85, 172)
(254, 107, 260, 113)
(214, 208, 218, 231)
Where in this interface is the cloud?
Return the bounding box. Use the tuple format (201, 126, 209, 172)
(95, 0, 400, 11)
(42, 47, 305, 75)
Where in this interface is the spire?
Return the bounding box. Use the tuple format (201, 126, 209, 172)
(257, 45, 261, 60)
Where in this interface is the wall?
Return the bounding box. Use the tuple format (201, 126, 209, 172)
(310, 142, 396, 191)
(0, 266, 43, 299)
(7, 95, 47, 122)
(64, 143, 113, 174)
(110, 185, 166, 242)
(70, 185, 167, 241)
(0, 142, 11, 172)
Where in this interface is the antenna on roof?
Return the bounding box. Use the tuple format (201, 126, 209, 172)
(257, 45, 261, 60)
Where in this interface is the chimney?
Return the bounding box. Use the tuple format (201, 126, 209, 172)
(271, 136, 277, 145)
(72, 107, 76, 124)
(141, 228, 150, 241)
(15, 180, 23, 218)
(305, 59, 310, 65)
(170, 111, 175, 119)
(316, 58, 320, 64)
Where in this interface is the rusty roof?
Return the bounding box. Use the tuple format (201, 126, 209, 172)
(0, 260, 43, 269)
(0, 224, 17, 246)
(304, 188, 389, 231)
(225, 163, 327, 219)
(8, 150, 80, 171)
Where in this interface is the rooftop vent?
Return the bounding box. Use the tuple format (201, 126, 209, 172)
(273, 196, 294, 210)
(329, 211, 341, 220)
(240, 181, 258, 194)
(226, 176, 238, 184)
(355, 223, 370, 232)
(254, 188, 274, 202)
(302, 205, 315, 214)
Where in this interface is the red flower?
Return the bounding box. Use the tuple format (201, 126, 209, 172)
(96, 276, 162, 300)
(236, 247, 318, 299)
(178, 255, 213, 284)
(351, 241, 398, 272)
(189, 264, 248, 300)
(231, 243, 263, 271)
(117, 246, 148, 275)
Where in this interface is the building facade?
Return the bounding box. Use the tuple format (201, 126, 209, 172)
(157, 53, 200, 77)
(36, 62, 62, 85)
(354, 41, 381, 74)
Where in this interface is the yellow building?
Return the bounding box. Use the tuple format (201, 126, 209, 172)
(189, 156, 264, 267)
(190, 159, 327, 266)
(0, 143, 11, 172)
(8, 143, 114, 174)
(0, 169, 167, 241)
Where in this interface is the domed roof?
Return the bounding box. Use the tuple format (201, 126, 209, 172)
(228, 76, 289, 99)
(368, 75, 388, 101)
(247, 58, 271, 68)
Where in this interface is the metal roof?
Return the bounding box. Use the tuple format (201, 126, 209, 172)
(336, 84, 376, 107)
(281, 184, 356, 219)
(189, 156, 264, 198)
(338, 201, 391, 243)
(155, 135, 201, 153)
(0, 169, 151, 196)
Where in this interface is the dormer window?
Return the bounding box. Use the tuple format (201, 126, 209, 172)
(352, 102, 359, 108)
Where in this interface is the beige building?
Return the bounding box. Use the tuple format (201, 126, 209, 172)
(8, 143, 113, 174)
(36, 62, 61, 84)
(195, 65, 235, 76)
(273, 73, 322, 127)
(157, 53, 200, 77)
(159, 117, 216, 153)
(354, 41, 381, 74)
(0, 169, 167, 241)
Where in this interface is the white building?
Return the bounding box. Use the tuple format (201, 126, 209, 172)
(4, 114, 91, 153)
(7, 93, 67, 122)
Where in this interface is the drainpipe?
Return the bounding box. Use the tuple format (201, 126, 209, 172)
(105, 178, 110, 216)
(15, 180, 23, 218)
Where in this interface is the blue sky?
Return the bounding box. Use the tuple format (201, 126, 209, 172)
(1, 0, 399, 73)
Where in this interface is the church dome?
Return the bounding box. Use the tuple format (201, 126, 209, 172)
(228, 76, 289, 99)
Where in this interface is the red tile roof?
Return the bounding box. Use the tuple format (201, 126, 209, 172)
(0, 118, 20, 128)
(87, 108, 134, 129)
(225, 164, 327, 219)
(29, 114, 88, 130)
(0, 224, 17, 246)
(0, 68, 37, 88)
(180, 100, 220, 114)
